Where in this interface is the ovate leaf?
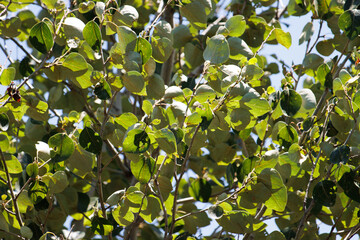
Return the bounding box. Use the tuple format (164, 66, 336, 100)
(216, 210, 253, 234)
(135, 37, 152, 64)
(274, 28, 291, 49)
(339, 9, 360, 40)
(280, 89, 302, 116)
(29, 21, 53, 54)
(154, 128, 177, 154)
(330, 145, 350, 164)
(257, 168, 287, 212)
(225, 15, 246, 37)
(28, 180, 48, 204)
(91, 216, 113, 236)
(48, 133, 75, 162)
(123, 128, 150, 153)
(0, 67, 15, 85)
(203, 35, 230, 64)
(313, 180, 337, 207)
(130, 156, 155, 183)
(338, 171, 360, 203)
(83, 21, 102, 52)
(79, 127, 103, 154)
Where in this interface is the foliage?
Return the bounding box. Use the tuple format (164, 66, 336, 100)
(0, 0, 359, 239)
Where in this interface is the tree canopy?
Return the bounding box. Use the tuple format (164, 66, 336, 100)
(0, 0, 360, 239)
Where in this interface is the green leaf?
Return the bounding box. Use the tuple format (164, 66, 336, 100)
(216, 210, 253, 234)
(338, 171, 360, 203)
(164, 86, 184, 99)
(274, 28, 291, 49)
(115, 113, 138, 129)
(79, 1, 95, 13)
(130, 156, 155, 183)
(2, 153, 22, 174)
(277, 125, 298, 149)
(280, 89, 302, 116)
(28, 180, 48, 204)
(154, 128, 177, 154)
(180, 1, 207, 30)
(139, 195, 161, 223)
(313, 180, 337, 207)
(135, 37, 152, 64)
(63, 17, 85, 39)
(188, 178, 212, 202)
(26, 163, 39, 177)
(116, 26, 137, 54)
(83, 21, 101, 52)
(122, 71, 145, 95)
(146, 74, 165, 100)
(20, 226, 33, 239)
(257, 168, 287, 212)
(79, 127, 103, 154)
(0, 134, 9, 152)
(339, 9, 360, 40)
(106, 189, 125, 206)
(203, 35, 230, 64)
(125, 186, 147, 209)
(243, 65, 264, 81)
(29, 21, 53, 54)
(225, 15, 246, 37)
(48, 133, 75, 162)
(123, 128, 150, 153)
(91, 216, 113, 236)
(241, 93, 271, 118)
(63, 52, 88, 72)
(151, 37, 173, 63)
(112, 203, 134, 227)
(299, 22, 314, 45)
(330, 145, 350, 164)
(317, 63, 332, 88)
(228, 37, 254, 60)
(316, 40, 334, 56)
(0, 17, 21, 38)
(0, 67, 15, 85)
(303, 53, 324, 70)
(172, 24, 193, 48)
(67, 144, 95, 178)
(48, 171, 69, 194)
(314, 0, 332, 19)
(114, 5, 139, 27)
(94, 80, 112, 100)
(197, 103, 214, 131)
(195, 85, 216, 103)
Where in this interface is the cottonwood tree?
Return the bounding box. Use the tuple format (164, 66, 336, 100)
(0, 0, 359, 239)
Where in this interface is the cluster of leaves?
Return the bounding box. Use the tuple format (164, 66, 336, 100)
(1, 0, 360, 239)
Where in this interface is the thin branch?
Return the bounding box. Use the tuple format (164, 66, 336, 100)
(142, 0, 173, 38)
(175, 169, 255, 222)
(0, 229, 26, 240)
(254, 27, 276, 58)
(307, 20, 323, 54)
(168, 124, 201, 237)
(9, 37, 41, 64)
(325, 199, 352, 240)
(0, 147, 23, 227)
(0, 0, 12, 18)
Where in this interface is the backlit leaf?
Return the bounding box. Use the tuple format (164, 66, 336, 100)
(29, 21, 53, 54)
